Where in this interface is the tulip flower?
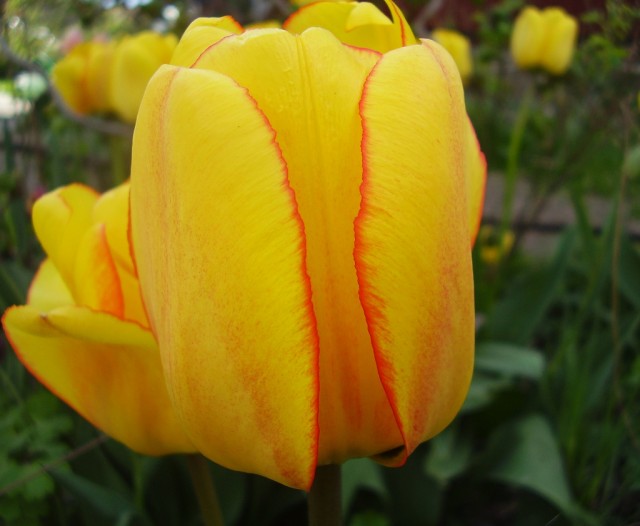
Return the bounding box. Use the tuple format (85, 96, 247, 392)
(110, 31, 177, 122)
(478, 226, 515, 265)
(2, 183, 194, 456)
(510, 6, 578, 75)
(432, 28, 473, 83)
(130, 0, 486, 490)
(51, 40, 116, 114)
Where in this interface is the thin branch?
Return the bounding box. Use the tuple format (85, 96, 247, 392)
(0, 36, 133, 138)
(0, 434, 109, 497)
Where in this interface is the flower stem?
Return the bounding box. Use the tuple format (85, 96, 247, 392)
(186, 454, 224, 526)
(308, 464, 342, 526)
(500, 83, 534, 246)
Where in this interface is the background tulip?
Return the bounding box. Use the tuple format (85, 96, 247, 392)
(432, 28, 473, 83)
(510, 6, 578, 75)
(131, 16, 486, 490)
(170, 17, 243, 67)
(51, 40, 115, 114)
(110, 31, 177, 122)
(2, 183, 194, 456)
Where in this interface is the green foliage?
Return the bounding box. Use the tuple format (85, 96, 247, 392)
(0, 387, 73, 525)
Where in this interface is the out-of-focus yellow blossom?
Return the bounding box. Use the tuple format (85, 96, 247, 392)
(432, 28, 473, 83)
(51, 40, 116, 114)
(110, 32, 178, 122)
(478, 226, 515, 265)
(510, 6, 578, 75)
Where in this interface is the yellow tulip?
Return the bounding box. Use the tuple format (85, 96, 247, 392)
(432, 28, 473, 83)
(110, 31, 178, 122)
(2, 183, 194, 456)
(478, 226, 515, 265)
(130, 1, 486, 490)
(170, 17, 243, 67)
(51, 40, 115, 114)
(510, 6, 578, 75)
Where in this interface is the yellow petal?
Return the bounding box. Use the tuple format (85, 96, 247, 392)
(2, 305, 194, 455)
(74, 223, 124, 316)
(92, 183, 148, 326)
(111, 32, 177, 122)
(85, 41, 116, 112)
(346, 2, 393, 30)
(92, 183, 133, 274)
(510, 7, 544, 69)
(284, 0, 417, 53)
(51, 43, 93, 114)
(130, 64, 319, 489)
(170, 17, 243, 67)
(27, 259, 74, 311)
(193, 28, 403, 466)
(540, 8, 578, 75)
(245, 20, 281, 30)
(464, 117, 486, 246)
(431, 29, 473, 83)
(356, 41, 475, 461)
(32, 184, 98, 298)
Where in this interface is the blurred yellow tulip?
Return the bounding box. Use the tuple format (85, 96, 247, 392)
(110, 31, 178, 122)
(170, 17, 243, 67)
(51, 40, 115, 114)
(2, 183, 194, 456)
(130, 0, 486, 489)
(432, 28, 473, 83)
(510, 6, 578, 75)
(478, 225, 515, 265)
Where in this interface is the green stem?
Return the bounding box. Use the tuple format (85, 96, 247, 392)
(186, 455, 224, 526)
(500, 83, 535, 246)
(308, 464, 342, 526)
(131, 452, 144, 512)
(109, 134, 129, 186)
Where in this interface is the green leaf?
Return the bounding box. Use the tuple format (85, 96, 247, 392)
(618, 236, 640, 309)
(51, 469, 138, 521)
(485, 414, 594, 522)
(342, 458, 387, 511)
(460, 372, 511, 413)
(484, 230, 575, 344)
(475, 342, 545, 380)
(423, 426, 472, 485)
(349, 510, 390, 526)
(0, 260, 31, 309)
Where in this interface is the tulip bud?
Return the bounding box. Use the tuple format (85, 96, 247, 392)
(432, 28, 473, 83)
(110, 32, 177, 122)
(510, 6, 578, 75)
(51, 40, 115, 114)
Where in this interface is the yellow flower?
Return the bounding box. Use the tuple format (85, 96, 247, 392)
(51, 40, 116, 114)
(2, 183, 194, 456)
(130, 1, 486, 489)
(110, 31, 178, 122)
(432, 28, 473, 83)
(510, 6, 578, 75)
(478, 226, 515, 265)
